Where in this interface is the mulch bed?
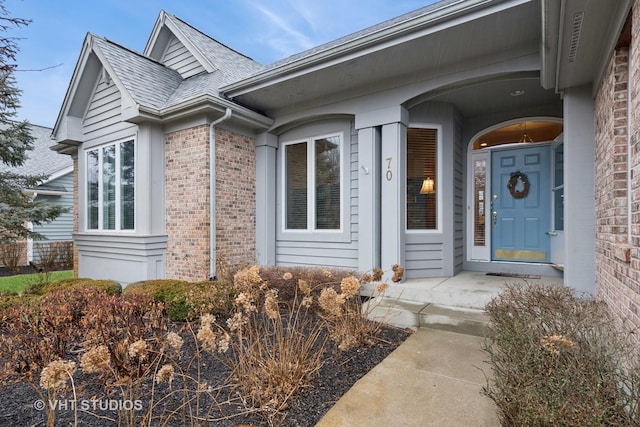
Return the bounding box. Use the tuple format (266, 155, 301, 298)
(0, 318, 410, 426)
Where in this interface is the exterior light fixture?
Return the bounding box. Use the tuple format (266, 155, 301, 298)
(519, 122, 534, 143)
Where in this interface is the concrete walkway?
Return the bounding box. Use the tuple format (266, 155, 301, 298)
(316, 328, 500, 427)
(316, 271, 564, 426)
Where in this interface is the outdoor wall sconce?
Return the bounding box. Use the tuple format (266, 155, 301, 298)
(420, 177, 435, 194)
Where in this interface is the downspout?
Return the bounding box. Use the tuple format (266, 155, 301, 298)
(209, 108, 232, 281)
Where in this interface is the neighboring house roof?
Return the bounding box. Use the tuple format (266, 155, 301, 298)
(0, 123, 72, 179)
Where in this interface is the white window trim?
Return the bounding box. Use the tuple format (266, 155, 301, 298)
(281, 131, 345, 234)
(405, 124, 443, 234)
(84, 137, 136, 232)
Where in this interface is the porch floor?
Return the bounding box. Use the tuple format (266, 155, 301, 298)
(363, 270, 564, 333)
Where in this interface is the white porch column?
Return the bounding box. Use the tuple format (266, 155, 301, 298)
(357, 127, 381, 272)
(255, 132, 278, 266)
(563, 85, 596, 294)
(380, 122, 407, 275)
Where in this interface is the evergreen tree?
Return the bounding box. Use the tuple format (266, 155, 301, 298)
(0, 2, 65, 242)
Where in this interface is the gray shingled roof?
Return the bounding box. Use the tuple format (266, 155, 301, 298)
(168, 14, 264, 83)
(91, 15, 264, 112)
(163, 72, 228, 107)
(93, 36, 183, 110)
(88, 2, 453, 115)
(0, 123, 72, 177)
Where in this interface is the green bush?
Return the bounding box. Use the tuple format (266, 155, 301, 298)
(124, 279, 234, 321)
(0, 278, 122, 309)
(24, 278, 122, 296)
(483, 283, 640, 426)
(0, 290, 39, 309)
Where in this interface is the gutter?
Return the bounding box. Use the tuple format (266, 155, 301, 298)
(209, 107, 232, 281)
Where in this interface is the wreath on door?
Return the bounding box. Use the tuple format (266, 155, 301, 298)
(507, 171, 530, 199)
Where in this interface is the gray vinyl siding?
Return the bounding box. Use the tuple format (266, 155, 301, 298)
(404, 103, 459, 279)
(275, 119, 359, 271)
(405, 236, 444, 275)
(161, 35, 206, 78)
(453, 113, 464, 273)
(83, 77, 122, 141)
(350, 127, 359, 244)
(32, 173, 74, 264)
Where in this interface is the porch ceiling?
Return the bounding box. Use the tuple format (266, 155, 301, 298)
(224, 0, 542, 117)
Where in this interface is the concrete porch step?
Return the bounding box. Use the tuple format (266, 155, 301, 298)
(365, 297, 489, 337)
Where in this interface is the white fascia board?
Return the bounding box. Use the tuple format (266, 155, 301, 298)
(143, 10, 167, 57)
(52, 33, 94, 138)
(134, 95, 274, 129)
(24, 189, 68, 197)
(163, 15, 217, 73)
(540, 0, 561, 90)
(44, 166, 74, 184)
(591, 0, 633, 96)
(91, 40, 138, 111)
(143, 11, 217, 72)
(222, 0, 529, 96)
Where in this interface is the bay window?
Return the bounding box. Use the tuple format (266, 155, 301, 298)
(284, 134, 342, 231)
(86, 139, 135, 231)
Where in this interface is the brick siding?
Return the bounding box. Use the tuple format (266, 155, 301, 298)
(165, 125, 256, 282)
(595, 1, 640, 344)
(215, 128, 256, 278)
(165, 125, 211, 281)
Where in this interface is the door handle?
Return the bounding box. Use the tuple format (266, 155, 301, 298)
(492, 211, 498, 228)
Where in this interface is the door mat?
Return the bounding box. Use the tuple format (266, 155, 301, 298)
(486, 272, 541, 279)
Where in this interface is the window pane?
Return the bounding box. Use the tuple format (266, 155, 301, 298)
(87, 150, 99, 230)
(120, 140, 135, 230)
(474, 159, 486, 246)
(286, 143, 307, 229)
(555, 187, 564, 231)
(102, 145, 116, 230)
(554, 145, 564, 187)
(407, 128, 437, 230)
(315, 136, 340, 230)
(554, 144, 564, 231)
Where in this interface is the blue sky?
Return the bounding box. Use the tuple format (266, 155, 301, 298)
(5, 0, 437, 128)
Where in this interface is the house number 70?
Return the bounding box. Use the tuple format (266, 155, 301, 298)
(386, 157, 393, 181)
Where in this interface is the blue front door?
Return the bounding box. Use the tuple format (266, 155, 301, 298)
(491, 146, 551, 262)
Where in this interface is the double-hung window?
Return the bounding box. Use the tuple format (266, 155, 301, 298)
(284, 133, 342, 231)
(86, 139, 135, 231)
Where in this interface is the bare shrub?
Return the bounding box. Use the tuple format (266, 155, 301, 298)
(56, 241, 73, 268)
(0, 286, 107, 380)
(35, 241, 58, 273)
(483, 283, 640, 426)
(0, 241, 24, 272)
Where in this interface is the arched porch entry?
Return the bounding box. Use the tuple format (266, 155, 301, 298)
(466, 118, 564, 270)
